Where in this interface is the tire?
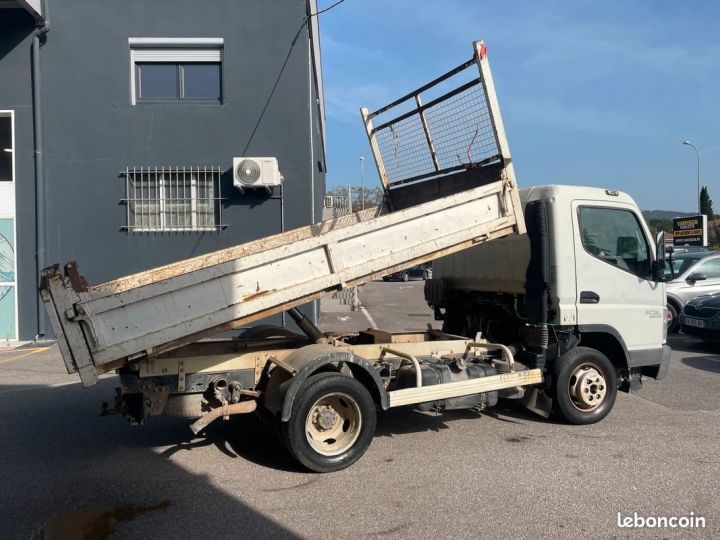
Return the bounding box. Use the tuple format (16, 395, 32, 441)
(667, 302, 679, 334)
(552, 346, 617, 425)
(402, 272, 409, 282)
(281, 372, 376, 473)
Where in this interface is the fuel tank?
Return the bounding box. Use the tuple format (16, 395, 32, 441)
(395, 358, 498, 411)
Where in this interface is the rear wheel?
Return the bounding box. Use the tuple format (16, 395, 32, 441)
(281, 372, 376, 472)
(552, 347, 617, 425)
(402, 272, 409, 282)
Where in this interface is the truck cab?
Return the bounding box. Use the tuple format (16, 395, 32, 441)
(426, 185, 670, 422)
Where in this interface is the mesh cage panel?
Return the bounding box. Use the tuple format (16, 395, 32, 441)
(367, 60, 501, 187)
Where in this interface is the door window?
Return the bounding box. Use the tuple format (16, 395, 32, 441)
(1, 114, 12, 182)
(692, 258, 720, 279)
(578, 206, 651, 279)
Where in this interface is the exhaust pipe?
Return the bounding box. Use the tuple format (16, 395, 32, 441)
(190, 400, 257, 435)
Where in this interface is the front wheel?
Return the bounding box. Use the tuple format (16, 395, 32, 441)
(552, 347, 617, 425)
(281, 372, 376, 472)
(402, 272, 409, 282)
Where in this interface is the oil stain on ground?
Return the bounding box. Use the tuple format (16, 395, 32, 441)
(32, 501, 171, 540)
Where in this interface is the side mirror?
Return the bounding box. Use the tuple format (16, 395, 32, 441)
(652, 260, 665, 282)
(687, 272, 707, 283)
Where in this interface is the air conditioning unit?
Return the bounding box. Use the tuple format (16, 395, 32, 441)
(233, 157, 284, 192)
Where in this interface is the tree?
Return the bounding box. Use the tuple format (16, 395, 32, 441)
(645, 218, 673, 238)
(700, 186, 714, 218)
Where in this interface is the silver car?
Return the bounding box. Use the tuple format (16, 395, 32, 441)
(666, 251, 720, 332)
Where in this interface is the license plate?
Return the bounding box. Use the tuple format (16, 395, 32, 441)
(685, 317, 705, 328)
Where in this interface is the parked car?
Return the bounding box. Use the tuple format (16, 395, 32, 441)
(665, 251, 720, 332)
(679, 293, 720, 342)
(666, 245, 711, 257)
(382, 264, 432, 282)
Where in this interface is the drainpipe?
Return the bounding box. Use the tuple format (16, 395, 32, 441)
(32, 2, 50, 337)
(306, 21, 318, 324)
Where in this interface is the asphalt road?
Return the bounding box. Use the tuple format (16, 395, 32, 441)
(1, 280, 719, 539)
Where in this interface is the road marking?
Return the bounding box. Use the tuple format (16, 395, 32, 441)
(0, 375, 114, 395)
(0, 347, 50, 365)
(0, 345, 52, 354)
(359, 306, 377, 328)
(355, 287, 378, 328)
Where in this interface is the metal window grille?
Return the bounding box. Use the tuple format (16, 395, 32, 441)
(123, 166, 224, 232)
(326, 195, 350, 213)
(362, 44, 505, 188)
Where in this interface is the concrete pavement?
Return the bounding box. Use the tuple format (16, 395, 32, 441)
(1, 281, 718, 539)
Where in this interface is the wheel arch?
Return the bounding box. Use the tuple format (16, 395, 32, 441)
(264, 344, 388, 422)
(666, 294, 682, 312)
(576, 325, 630, 372)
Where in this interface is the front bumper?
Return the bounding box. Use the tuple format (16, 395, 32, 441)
(640, 345, 671, 380)
(679, 314, 720, 342)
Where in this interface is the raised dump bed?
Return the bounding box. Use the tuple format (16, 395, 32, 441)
(40, 40, 524, 388)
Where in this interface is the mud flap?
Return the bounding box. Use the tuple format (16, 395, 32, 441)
(520, 387, 552, 418)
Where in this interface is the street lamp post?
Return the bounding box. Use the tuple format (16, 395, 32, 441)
(359, 156, 365, 210)
(682, 140, 701, 214)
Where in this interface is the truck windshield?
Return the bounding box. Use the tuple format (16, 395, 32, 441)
(578, 206, 651, 279)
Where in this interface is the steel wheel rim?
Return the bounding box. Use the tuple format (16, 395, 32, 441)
(568, 362, 607, 412)
(305, 392, 362, 456)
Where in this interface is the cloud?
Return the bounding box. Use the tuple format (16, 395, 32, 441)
(324, 83, 393, 124)
(507, 100, 635, 135)
(321, 34, 392, 64)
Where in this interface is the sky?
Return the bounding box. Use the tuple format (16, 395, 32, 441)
(315, 0, 720, 212)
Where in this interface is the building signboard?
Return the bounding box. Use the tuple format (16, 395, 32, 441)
(672, 215, 707, 247)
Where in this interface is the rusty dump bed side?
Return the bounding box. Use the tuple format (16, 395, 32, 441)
(39, 40, 525, 387)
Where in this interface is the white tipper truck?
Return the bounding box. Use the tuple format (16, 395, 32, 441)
(426, 185, 670, 424)
(40, 41, 669, 472)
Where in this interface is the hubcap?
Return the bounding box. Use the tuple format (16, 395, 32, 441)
(305, 392, 362, 456)
(568, 364, 607, 412)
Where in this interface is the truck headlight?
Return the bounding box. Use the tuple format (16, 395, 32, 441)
(663, 306, 669, 343)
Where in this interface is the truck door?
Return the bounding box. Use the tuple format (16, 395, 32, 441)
(572, 201, 664, 351)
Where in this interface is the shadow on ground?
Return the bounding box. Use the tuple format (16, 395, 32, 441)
(681, 355, 720, 374)
(0, 380, 300, 539)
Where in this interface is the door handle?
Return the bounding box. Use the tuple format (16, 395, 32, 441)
(580, 291, 600, 304)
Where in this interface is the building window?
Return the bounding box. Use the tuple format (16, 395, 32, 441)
(129, 38, 223, 104)
(0, 113, 13, 182)
(136, 63, 221, 102)
(123, 167, 224, 232)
